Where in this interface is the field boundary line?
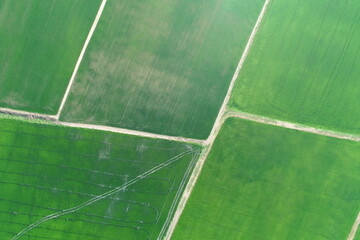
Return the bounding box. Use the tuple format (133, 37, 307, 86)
(0, 107, 57, 121)
(0, 109, 205, 145)
(348, 212, 360, 240)
(12, 149, 197, 240)
(58, 121, 205, 145)
(163, 0, 271, 239)
(56, 0, 108, 119)
(204, 0, 270, 146)
(227, 111, 360, 142)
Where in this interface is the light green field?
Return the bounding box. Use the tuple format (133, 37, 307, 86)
(0, 117, 201, 239)
(60, 0, 265, 139)
(172, 118, 360, 240)
(0, 0, 101, 114)
(229, 0, 360, 134)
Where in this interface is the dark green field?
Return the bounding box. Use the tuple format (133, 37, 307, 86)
(60, 0, 265, 139)
(172, 118, 360, 240)
(0, 0, 101, 114)
(229, 0, 360, 134)
(0, 117, 201, 239)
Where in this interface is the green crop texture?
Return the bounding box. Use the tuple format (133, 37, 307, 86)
(172, 118, 360, 240)
(0, 117, 201, 239)
(229, 0, 360, 134)
(60, 0, 265, 139)
(0, 0, 101, 114)
(355, 230, 360, 240)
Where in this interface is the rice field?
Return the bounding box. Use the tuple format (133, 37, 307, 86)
(60, 0, 265, 139)
(0, 0, 101, 114)
(172, 118, 360, 240)
(2, 0, 360, 239)
(229, 0, 360, 135)
(0, 117, 201, 239)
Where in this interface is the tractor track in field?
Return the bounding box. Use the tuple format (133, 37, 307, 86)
(12, 149, 197, 240)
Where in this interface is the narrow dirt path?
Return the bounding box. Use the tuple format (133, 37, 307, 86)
(227, 111, 360, 142)
(348, 212, 360, 240)
(164, 0, 271, 238)
(0, 110, 204, 145)
(59, 121, 205, 145)
(56, 0, 108, 118)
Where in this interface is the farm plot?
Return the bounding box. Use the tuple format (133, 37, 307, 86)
(229, 0, 360, 135)
(0, 117, 201, 240)
(0, 0, 101, 114)
(60, 0, 265, 139)
(172, 118, 360, 240)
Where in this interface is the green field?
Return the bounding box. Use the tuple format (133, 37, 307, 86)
(60, 0, 265, 139)
(172, 118, 360, 240)
(0, 0, 101, 114)
(355, 230, 360, 240)
(229, 0, 360, 134)
(0, 117, 201, 239)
